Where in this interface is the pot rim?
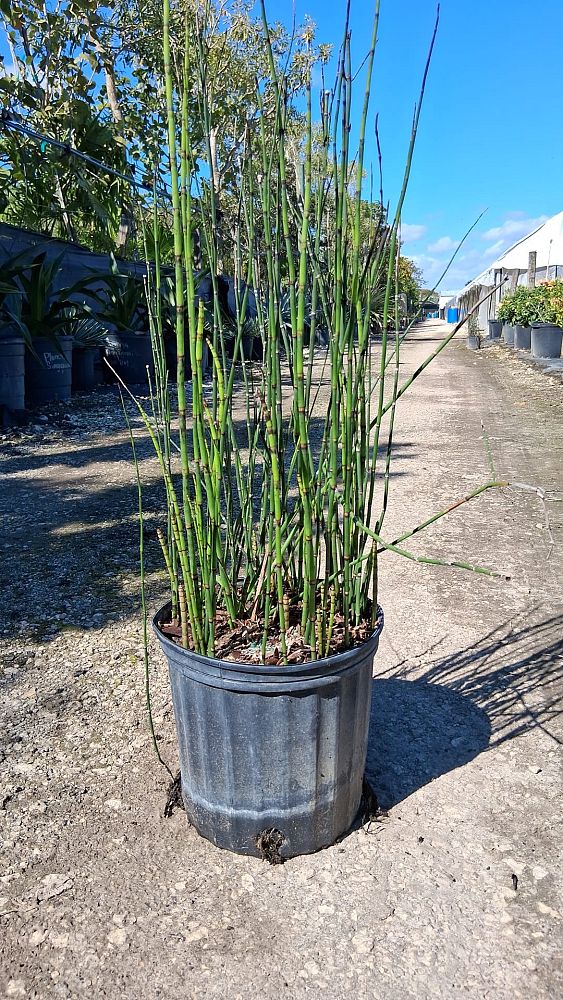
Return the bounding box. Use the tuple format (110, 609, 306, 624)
(153, 600, 384, 679)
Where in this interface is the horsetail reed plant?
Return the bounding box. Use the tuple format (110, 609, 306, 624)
(121, 0, 515, 666)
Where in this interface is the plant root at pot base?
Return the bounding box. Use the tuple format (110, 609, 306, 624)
(163, 771, 186, 820)
(255, 828, 286, 865)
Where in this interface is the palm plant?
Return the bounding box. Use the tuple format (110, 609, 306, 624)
(60, 309, 110, 347)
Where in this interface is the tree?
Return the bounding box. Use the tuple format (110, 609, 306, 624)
(0, 0, 136, 249)
(0, 0, 319, 256)
(396, 256, 423, 313)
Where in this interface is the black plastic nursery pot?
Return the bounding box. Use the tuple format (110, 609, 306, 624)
(153, 603, 384, 859)
(501, 324, 515, 346)
(466, 334, 479, 350)
(531, 324, 563, 359)
(488, 319, 503, 340)
(164, 336, 209, 381)
(104, 332, 155, 384)
(72, 347, 102, 391)
(25, 335, 73, 406)
(0, 336, 25, 413)
(514, 324, 531, 351)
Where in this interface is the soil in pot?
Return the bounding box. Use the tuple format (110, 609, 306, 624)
(514, 325, 531, 350)
(531, 324, 563, 359)
(0, 336, 25, 413)
(153, 602, 384, 859)
(25, 336, 73, 406)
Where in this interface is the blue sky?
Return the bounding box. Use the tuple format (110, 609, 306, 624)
(263, 0, 563, 291)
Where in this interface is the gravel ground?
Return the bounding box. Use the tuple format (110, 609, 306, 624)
(1, 321, 562, 1000)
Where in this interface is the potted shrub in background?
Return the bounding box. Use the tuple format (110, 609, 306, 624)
(67, 312, 110, 391)
(530, 280, 563, 359)
(120, 1, 507, 861)
(85, 258, 154, 383)
(497, 291, 517, 345)
(3, 251, 81, 407)
(466, 314, 480, 350)
(160, 273, 212, 379)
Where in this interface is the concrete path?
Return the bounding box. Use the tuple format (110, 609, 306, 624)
(1, 320, 562, 999)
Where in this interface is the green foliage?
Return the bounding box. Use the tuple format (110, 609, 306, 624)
(534, 280, 563, 327)
(497, 282, 563, 328)
(123, 0, 505, 670)
(60, 309, 109, 346)
(83, 257, 149, 333)
(396, 256, 423, 310)
(0, 2, 132, 248)
(0, 250, 89, 346)
(497, 291, 518, 324)
(0, 0, 324, 256)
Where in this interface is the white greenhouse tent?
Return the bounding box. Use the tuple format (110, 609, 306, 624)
(457, 210, 563, 332)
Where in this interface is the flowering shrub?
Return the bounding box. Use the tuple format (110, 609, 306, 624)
(497, 282, 563, 327)
(497, 292, 518, 324)
(536, 280, 563, 327)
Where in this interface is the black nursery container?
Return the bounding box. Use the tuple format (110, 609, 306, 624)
(72, 347, 102, 391)
(488, 319, 502, 340)
(0, 336, 25, 412)
(25, 336, 73, 406)
(514, 324, 531, 350)
(153, 604, 384, 859)
(104, 332, 155, 384)
(531, 323, 563, 359)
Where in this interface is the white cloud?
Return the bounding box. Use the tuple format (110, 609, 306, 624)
(410, 253, 444, 284)
(400, 223, 427, 243)
(482, 240, 505, 258)
(427, 235, 458, 253)
(481, 215, 548, 243)
(412, 250, 482, 292)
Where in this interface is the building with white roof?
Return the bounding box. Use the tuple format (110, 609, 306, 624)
(457, 211, 563, 331)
